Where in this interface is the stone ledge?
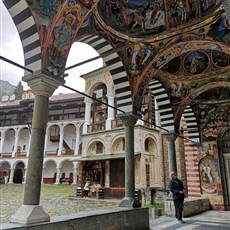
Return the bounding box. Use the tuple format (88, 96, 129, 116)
(1, 207, 149, 230)
(164, 197, 210, 217)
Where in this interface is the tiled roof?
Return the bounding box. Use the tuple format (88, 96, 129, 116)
(0, 100, 21, 107)
(49, 92, 84, 101)
(0, 93, 84, 107)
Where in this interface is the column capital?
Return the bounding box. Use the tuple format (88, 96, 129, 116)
(119, 114, 139, 126)
(163, 132, 178, 142)
(22, 70, 65, 97)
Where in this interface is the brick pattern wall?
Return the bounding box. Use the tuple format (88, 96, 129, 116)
(182, 119, 201, 197)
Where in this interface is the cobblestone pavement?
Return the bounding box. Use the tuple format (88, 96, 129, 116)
(1, 184, 230, 230)
(0, 184, 120, 223)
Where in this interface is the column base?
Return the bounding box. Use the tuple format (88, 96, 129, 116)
(10, 205, 50, 224)
(119, 197, 141, 208)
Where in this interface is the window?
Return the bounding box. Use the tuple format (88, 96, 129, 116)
(96, 142, 103, 154)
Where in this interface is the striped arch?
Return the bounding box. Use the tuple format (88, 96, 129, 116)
(182, 106, 200, 143)
(148, 79, 174, 132)
(3, 0, 42, 72)
(78, 35, 132, 115)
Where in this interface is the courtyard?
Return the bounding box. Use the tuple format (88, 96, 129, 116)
(0, 184, 120, 224)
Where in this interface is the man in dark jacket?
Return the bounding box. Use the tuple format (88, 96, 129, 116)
(169, 171, 186, 223)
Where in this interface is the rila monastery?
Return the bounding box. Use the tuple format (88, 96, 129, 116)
(0, 0, 230, 228)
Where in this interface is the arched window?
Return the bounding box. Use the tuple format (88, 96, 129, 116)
(96, 142, 103, 154)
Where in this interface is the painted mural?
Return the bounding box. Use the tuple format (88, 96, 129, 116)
(97, 0, 218, 36)
(193, 87, 230, 141)
(198, 141, 222, 195)
(212, 50, 230, 67)
(222, 129, 230, 151)
(207, 16, 230, 45)
(126, 43, 155, 75)
(184, 51, 209, 74)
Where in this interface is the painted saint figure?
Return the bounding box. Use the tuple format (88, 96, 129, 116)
(48, 13, 76, 74)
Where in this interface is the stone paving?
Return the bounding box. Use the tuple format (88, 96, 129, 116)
(0, 184, 120, 224)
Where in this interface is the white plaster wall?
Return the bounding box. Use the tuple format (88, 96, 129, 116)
(3, 130, 15, 153)
(18, 128, 29, 152)
(44, 161, 56, 177)
(63, 125, 76, 150)
(61, 161, 73, 177)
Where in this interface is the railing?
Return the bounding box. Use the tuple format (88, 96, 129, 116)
(45, 151, 58, 156)
(0, 152, 13, 158)
(16, 151, 27, 157)
(86, 119, 124, 133)
(112, 119, 123, 128)
(45, 150, 75, 156)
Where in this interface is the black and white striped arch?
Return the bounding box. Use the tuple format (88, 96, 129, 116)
(148, 79, 175, 132)
(182, 106, 200, 143)
(3, 0, 42, 73)
(78, 35, 132, 114)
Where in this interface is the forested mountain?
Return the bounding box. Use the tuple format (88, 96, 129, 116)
(0, 80, 15, 99)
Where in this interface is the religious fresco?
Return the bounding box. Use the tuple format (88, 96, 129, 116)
(199, 154, 222, 195)
(222, 129, 230, 152)
(97, 0, 218, 36)
(163, 56, 181, 73)
(78, 0, 97, 9)
(126, 43, 155, 75)
(207, 16, 230, 45)
(192, 87, 230, 141)
(184, 51, 209, 74)
(212, 50, 230, 67)
(26, 0, 62, 17)
(45, 5, 85, 75)
(198, 140, 222, 195)
(168, 81, 188, 104)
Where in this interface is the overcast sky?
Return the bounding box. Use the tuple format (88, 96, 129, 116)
(0, 0, 103, 95)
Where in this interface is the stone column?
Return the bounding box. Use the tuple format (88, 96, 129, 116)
(83, 100, 92, 134)
(119, 114, 141, 208)
(23, 168, 27, 184)
(26, 134, 31, 157)
(10, 71, 64, 225)
(106, 95, 115, 130)
(41, 168, 45, 184)
(8, 168, 15, 184)
(0, 129, 6, 153)
(58, 125, 64, 156)
(72, 163, 79, 185)
(12, 129, 19, 157)
(164, 132, 178, 176)
(74, 125, 81, 155)
(55, 167, 61, 184)
(44, 127, 50, 156)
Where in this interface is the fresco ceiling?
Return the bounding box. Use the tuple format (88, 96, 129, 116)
(11, 0, 230, 140)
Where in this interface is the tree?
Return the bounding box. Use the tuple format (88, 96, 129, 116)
(13, 81, 24, 99)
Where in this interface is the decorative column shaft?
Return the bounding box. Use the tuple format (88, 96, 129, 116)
(44, 128, 49, 156)
(83, 100, 92, 134)
(72, 164, 79, 185)
(8, 168, 15, 184)
(12, 131, 19, 157)
(55, 167, 61, 184)
(58, 126, 64, 156)
(106, 95, 115, 130)
(10, 71, 65, 225)
(26, 134, 31, 157)
(0, 129, 6, 153)
(74, 126, 81, 155)
(164, 132, 178, 175)
(119, 114, 141, 208)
